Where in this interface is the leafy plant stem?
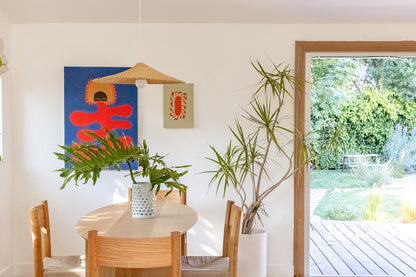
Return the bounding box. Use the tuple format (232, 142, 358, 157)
(126, 160, 137, 184)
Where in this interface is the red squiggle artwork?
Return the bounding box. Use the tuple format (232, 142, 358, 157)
(70, 102, 133, 143)
(170, 91, 187, 120)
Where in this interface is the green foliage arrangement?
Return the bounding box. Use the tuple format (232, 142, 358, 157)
(54, 131, 189, 194)
(205, 60, 310, 234)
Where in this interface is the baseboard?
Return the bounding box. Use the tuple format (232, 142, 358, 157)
(12, 263, 33, 277)
(0, 265, 13, 277)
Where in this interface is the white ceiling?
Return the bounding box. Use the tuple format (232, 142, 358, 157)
(1, 0, 416, 24)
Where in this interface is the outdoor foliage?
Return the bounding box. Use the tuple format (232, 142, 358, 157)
(402, 201, 416, 223)
(339, 88, 416, 155)
(384, 124, 416, 175)
(323, 206, 358, 221)
(311, 57, 416, 169)
(310, 58, 360, 168)
(364, 58, 416, 101)
(352, 160, 393, 188)
(312, 169, 408, 222)
(365, 189, 391, 221)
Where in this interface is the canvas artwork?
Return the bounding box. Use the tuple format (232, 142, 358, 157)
(64, 66, 138, 169)
(163, 83, 194, 128)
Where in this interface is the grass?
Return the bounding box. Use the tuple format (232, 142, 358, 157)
(311, 169, 412, 222)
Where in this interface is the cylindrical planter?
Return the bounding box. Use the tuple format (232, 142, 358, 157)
(238, 229, 267, 277)
(131, 181, 156, 218)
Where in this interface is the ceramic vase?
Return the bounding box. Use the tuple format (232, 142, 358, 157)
(131, 181, 156, 218)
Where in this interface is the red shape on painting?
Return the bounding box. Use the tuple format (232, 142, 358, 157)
(170, 91, 187, 120)
(175, 95, 183, 116)
(70, 102, 133, 142)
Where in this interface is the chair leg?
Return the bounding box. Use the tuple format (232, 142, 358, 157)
(181, 233, 187, 255)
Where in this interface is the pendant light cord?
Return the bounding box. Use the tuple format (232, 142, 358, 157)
(138, 0, 142, 61)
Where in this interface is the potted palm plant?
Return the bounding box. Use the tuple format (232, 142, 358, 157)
(55, 131, 189, 218)
(205, 60, 310, 277)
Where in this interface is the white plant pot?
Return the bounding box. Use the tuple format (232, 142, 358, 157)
(238, 229, 267, 277)
(131, 182, 156, 218)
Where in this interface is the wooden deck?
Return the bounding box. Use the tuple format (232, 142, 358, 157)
(310, 220, 416, 276)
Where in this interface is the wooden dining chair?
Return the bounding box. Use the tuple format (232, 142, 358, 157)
(87, 230, 181, 277)
(181, 201, 242, 277)
(29, 200, 85, 277)
(128, 187, 188, 255)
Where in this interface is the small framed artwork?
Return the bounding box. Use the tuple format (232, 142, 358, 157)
(163, 83, 194, 128)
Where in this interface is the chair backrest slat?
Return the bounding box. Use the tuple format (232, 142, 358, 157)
(29, 200, 52, 277)
(156, 189, 187, 205)
(226, 205, 242, 277)
(222, 200, 235, 257)
(88, 230, 181, 277)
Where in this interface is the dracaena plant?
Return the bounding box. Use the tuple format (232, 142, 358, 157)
(54, 131, 189, 194)
(205, 60, 310, 234)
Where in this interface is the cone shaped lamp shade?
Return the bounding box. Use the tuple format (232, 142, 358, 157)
(93, 63, 184, 85)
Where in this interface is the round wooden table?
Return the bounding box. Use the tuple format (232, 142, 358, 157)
(76, 201, 198, 239)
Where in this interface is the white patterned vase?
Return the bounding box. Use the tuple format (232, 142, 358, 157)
(131, 182, 156, 218)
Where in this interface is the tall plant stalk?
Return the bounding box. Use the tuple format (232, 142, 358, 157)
(206, 60, 309, 234)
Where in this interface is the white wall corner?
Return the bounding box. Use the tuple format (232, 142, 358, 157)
(13, 263, 33, 277)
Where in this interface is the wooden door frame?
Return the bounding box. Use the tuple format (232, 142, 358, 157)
(294, 41, 416, 277)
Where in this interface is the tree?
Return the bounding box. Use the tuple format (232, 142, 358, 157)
(364, 58, 416, 101)
(310, 58, 362, 168)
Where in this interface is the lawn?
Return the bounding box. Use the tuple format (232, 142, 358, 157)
(311, 169, 416, 222)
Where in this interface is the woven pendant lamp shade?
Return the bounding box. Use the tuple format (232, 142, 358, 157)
(93, 63, 184, 85)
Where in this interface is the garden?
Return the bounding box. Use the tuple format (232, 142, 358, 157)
(310, 57, 416, 223)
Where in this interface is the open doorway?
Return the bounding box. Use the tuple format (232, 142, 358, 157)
(309, 56, 416, 276)
(294, 41, 416, 277)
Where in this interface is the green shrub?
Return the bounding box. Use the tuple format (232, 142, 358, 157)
(365, 189, 391, 222)
(384, 124, 416, 174)
(322, 206, 359, 221)
(402, 201, 416, 223)
(353, 160, 393, 188)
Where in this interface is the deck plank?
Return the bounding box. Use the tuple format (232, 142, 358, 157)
(321, 220, 382, 275)
(367, 222, 416, 259)
(310, 254, 323, 275)
(310, 220, 416, 276)
(311, 221, 358, 275)
(310, 235, 338, 275)
(384, 223, 416, 250)
(341, 221, 404, 276)
(354, 222, 416, 275)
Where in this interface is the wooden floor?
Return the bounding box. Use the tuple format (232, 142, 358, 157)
(310, 220, 416, 276)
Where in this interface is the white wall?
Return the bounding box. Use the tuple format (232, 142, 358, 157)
(0, 7, 13, 277)
(10, 23, 416, 277)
